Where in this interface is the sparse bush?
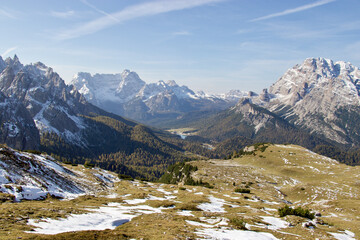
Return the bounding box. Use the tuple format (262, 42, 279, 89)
(178, 203, 201, 211)
(229, 217, 247, 230)
(23, 149, 42, 155)
(84, 161, 95, 168)
(118, 174, 134, 181)
(235, 188, 251, 194)
(0, 193, 15, 202)
(278, 205, 314, 219)
(4, 185, 13, 191)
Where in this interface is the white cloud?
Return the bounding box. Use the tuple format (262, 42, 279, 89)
(250, 0, 336, 22)
(51, 10, 76, 19)
(173, 31, 191, 36)
(2, 47, 18, 57)
(56, 0, 225, 40)
(0, 8, 16, 19)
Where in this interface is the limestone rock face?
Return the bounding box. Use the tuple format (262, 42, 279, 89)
(0, 56, 107, 149)
(0, 92, 39, 150)
(249, 57, 360, 146)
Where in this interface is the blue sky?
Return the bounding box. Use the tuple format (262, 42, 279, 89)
(1, 0, 359, 93)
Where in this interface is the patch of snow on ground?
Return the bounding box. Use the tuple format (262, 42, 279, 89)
(198, 196, 226, 213)
(328, 230, 356, 240)
(199, 217, 228, 226)
(105, 193, 119, 198)
(282, 158, 290, 164)
(157, 187, 172, 195)
(276, 145, 300, 150)
(177, 210, 194, 216)
(123, 198, 148, 204)
(27, 202, 162, 235)
(186, 220, 213, 228)
(261, 216, 289, 230)
(262, 200, 280, 205)
(195, 228, 279, 240)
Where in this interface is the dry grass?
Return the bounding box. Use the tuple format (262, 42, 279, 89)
(1, 144, 359, 239)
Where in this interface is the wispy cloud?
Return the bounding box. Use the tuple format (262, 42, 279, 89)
(173, 31, 191, 36)
(250, 0, 336, 22)
(2, 47, 18, 57)
(56, 0, 225, 40)
(80, 0, 119, 22)
(0, 8, 16, 19)
(51, 10, 76, 19)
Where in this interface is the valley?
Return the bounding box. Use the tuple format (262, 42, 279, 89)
(1, 1, 360, 239)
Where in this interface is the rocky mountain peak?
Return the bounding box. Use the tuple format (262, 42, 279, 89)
(4, 55, 23, 74)
(0, 56, 5, 72)
(268, 57, 360, 107)
(116, 70, 146, 101)
(242, 57, 360, 146)
(166, 80, 178, 87)
(120, 69, 144, 85)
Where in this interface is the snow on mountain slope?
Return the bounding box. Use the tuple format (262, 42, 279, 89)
(0, 146, 118, 201)
(71, 70, 246, 124)
(72, 70, 146, 105)
(0, 55, 116, 149)
(246, 57, 360, 146)
(0, 91, 39, 150)
(268, 57, 360, 107)
(72, 71, 204, 105)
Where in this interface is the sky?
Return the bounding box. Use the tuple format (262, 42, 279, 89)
(0, 0, 359, 94)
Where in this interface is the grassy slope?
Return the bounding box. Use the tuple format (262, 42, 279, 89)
(1, 144, 359, 239)
(190, 144, 360, 237)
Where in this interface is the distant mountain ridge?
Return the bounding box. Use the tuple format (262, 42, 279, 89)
(71, 71, 247, 125)
(0, 55, 188, 179)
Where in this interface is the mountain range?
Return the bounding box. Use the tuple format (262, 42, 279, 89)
(70, 57, 360, 151)
(0, 55, 191, 179)
(1, 55, 360, 173)
(71, 71, 246, 126)
(173, 58, 360, 160)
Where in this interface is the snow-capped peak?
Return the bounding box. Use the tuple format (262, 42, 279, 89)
(4, 55, 23, 74)
(268, 57, 360, 106)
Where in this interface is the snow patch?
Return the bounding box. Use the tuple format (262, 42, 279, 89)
(195, 228, 279, 240)
(261, 216, 289, 230)
(328, 230, 356, 240)
(27, 202, 163, 235)
(198, 196, 226, 213)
